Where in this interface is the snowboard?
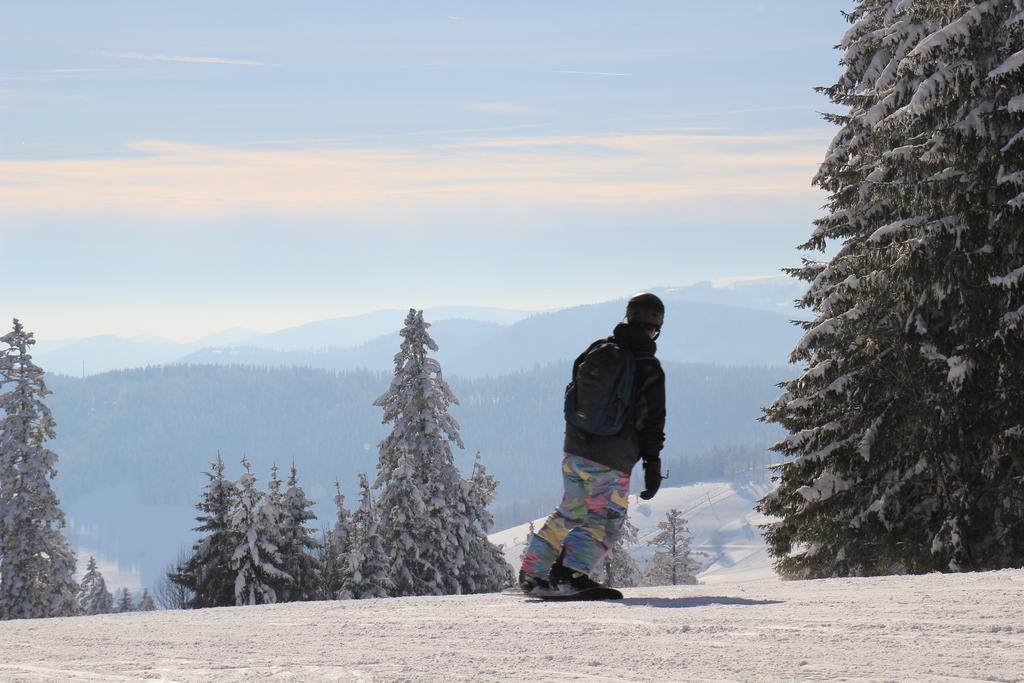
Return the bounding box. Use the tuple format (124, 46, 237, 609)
(509, 586, 623, 601)
(534, 586, 623, 601)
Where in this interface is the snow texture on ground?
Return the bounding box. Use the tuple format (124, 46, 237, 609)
(1, 569, 1022, 681)
(490, 481, 777, 582)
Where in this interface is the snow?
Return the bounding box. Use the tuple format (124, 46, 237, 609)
(990, 49, 1024, 78)
(991, 265, 1024, 289)
(909, 1, 997, 60)
(1, 570, 1022, 680)
(946, 355, 973, 388)
(868, 216, 925, 243)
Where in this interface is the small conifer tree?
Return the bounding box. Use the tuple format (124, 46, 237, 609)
(260, 463, 289, 599)
(137, 588, 156, 611)
(374, 309, 470, 596)
(171, 455, 239, 608)
(115, 587, 135, 613)
(345, 473, 392, 599)
(277, 462, 320, 602)
(459, 453, 514, 593)
(645, 509, 701, 586)
(77, 556, 114, 615)
(230, 457, 290, 606)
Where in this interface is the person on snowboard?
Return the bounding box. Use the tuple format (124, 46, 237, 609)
(519, 291, 666, 595)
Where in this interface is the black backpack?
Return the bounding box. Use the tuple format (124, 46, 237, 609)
(563, 340, 637, 436)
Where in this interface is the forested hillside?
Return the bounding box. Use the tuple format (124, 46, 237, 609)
(47, 361, 787, 509)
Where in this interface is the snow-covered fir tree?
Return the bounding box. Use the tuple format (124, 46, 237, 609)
(595, 515, 641, 588)
(259, 463, 289, 599)
(458, 453, 513, 593)
(759, 0, 1024, 577)
(170, 455, 239, 608)
(311, 481, 351, 600)
(317, 527, 343, 600)
(77, 556, 114, 616)
(0, 319, 79, 620)
(277, 462, 320, 602)
(114, 587, 135, 613)
(345, 473, 392, 599)
(137, 588, 156, 611)
(373, 309, 471, 596)
(645, 509, 701, 586)
(230, 457, 290, 606)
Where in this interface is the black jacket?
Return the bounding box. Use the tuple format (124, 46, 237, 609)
(563, 322, 666, 475)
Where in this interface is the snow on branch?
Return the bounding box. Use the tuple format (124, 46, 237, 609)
(794, 305, 864, 355)
(909, 1, 997, 61)
(1003, 305, 1024, 330)
(990, 265, 1024, 289)
(779, 422, 843, 450)
(990, 49, 1024, 79)
(794, 436, 857, 467)
(946, 355, 972, 390)
(868, 216, 926, 243)
(893, 64, 973, 119)
(797, 469, 852, 504)
(858, 415, 885, 462)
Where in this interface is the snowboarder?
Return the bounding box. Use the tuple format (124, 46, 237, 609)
(519, 292, 666, 598)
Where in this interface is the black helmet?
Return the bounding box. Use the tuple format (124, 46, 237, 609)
(626, 292, 665, 329)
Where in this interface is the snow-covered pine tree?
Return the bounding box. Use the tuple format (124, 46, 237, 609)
(759, 0, 1024, 577)
(277, 462, 320, 602)
(137, 588, 156, 611)
(114, 587, 135, 613)
(345, 473, 392, 599)
(595, 515, 641, 588)
(314, 481, 351, 599)
(230, 457, 290, 606)
(0, 319, 79, 620)
(373, 309, 471, 596)
(316, 527, 343, 600)
(170, 455, 239, 608)
(77, 556, 114, 615)
(260, 463, 289, 599)
(645, 509, 701, 586)
(458, 453, 513, 593)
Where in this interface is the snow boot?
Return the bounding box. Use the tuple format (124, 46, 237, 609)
(537, 562, 622, 599)
(516, 570, 552, 595)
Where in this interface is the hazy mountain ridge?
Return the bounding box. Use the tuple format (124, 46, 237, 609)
(179, 296, 800, 376)
(31, 281, 805, 377)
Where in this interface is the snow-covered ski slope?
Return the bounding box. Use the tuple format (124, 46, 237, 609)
(1, 570, 1022, 681)
(490, 481, 776, 583)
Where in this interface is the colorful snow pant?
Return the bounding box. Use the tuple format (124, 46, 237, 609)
(520, 452, 631, 579)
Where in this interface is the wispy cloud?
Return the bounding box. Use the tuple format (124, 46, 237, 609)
(99, 51, 279, 67)
(472, 101, 551, 117)
(0, 129, 829, 222)
(555, 70, 632, 77)
(46, 68, 128, 74)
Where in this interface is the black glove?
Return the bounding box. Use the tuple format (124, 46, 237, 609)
(640, 458, 663, 500)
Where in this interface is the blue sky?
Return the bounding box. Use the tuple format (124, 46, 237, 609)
(1, 1, 851, 341)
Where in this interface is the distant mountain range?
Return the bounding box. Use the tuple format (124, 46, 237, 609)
(33, 279, 806, 377)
